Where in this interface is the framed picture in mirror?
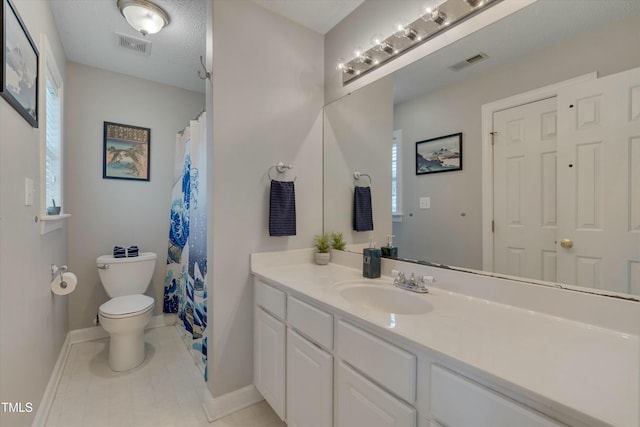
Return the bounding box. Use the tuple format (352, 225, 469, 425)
(416, 132, 462, 175)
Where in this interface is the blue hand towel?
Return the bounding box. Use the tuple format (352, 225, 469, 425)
(353, 186, 374, 232)
(269, 180, 296, 236)
(127, 246, 139, 257)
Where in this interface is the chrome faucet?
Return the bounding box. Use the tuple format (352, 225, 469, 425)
(391, 269, 431, 293)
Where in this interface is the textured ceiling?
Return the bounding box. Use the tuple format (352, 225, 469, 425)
(50, 0, 207, 94)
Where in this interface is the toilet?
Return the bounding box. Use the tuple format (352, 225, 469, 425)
(96, 252, 157, 371)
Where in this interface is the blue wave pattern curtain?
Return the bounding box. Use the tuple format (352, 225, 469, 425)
(163, 112, 208, 379)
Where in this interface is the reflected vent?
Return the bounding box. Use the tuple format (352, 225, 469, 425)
(115, 32, 152, 56)
(448, 52, 489, 71)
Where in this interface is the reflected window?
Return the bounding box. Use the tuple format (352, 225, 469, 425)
(392, 130, 403, 219)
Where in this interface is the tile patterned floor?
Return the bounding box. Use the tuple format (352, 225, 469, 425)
(46, 326, 284, 427)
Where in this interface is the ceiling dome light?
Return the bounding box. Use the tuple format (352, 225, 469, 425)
(117, 0, 170, 36)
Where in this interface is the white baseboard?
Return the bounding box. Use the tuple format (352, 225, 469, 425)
(69, 313, 176, 344)
(202, 384, 264, 422)
(34, 314, 177, 426)
(31, 334, 71, 427)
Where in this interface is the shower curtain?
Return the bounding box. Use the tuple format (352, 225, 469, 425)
(163, 111, 207, 379)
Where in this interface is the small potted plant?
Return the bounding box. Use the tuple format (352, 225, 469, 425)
(330, 232, 346, 251)
(314, 232, 331, 265)
(47, 198, 61, 215)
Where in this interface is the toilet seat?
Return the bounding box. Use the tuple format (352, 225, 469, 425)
(99, 294, 154, 319)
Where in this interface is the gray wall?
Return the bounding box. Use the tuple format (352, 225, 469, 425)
(210, 0, 324, 398)
(393, 12, 640, 269)
(66, 62, 204, 330)
(0, 1, 68, 426)
(324, 76, 394, 247)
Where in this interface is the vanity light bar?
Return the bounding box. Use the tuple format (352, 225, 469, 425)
(338, 0, 501, 85)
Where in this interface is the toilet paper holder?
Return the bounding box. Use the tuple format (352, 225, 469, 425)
(51, 264, 68, 287)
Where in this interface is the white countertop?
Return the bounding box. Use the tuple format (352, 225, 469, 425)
(251, 257, 639, 427)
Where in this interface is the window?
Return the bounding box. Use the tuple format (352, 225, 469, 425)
(392, 130, 403, 221)
(45, 79, 61, 207)
(40, 36, 66, 233)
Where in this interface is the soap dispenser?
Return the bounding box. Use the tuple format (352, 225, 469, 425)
(381, 235, 398, 258)
(363, 238, 381, 279)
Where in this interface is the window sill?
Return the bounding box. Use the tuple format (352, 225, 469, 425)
(40, 213, 71, 221)
(392, 213, 404, 223)
(40, 213, 71, 234)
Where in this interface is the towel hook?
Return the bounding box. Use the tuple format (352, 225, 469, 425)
(269, 162, 297, 181)
(353, 171, 372, 186)
(197, 55, 211, 80)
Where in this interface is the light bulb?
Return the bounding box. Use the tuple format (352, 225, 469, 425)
(430, 8, 447, 25)
(371, 33, 394, 55)
(393, 20, 409, 38)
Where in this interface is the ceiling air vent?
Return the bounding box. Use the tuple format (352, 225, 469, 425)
(448, 52, 489, 71)
(115, 32, 152, 56)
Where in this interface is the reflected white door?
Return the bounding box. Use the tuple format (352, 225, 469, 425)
(556, 67, 640, 293)
(493, 97, 559, 281)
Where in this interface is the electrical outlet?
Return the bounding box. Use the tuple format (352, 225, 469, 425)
(419, 197, 430, 209)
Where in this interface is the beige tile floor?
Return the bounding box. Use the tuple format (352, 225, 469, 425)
(46, 326, 284, 427)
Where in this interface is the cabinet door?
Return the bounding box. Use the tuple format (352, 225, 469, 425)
(254, 307, 286, 420)
(336, 361, 416, 427)
(287, 329, 333, 427)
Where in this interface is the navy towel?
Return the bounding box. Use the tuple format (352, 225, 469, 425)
(113, 246, 126, 258)
(353, 186, 374, 232)
(269, 180, 296, 236)
(113, 245, 139, 258)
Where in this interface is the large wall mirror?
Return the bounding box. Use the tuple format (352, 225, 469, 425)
(323, 0, 640, 299)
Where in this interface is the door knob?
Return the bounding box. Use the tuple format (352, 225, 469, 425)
(560, 239, 574, 249)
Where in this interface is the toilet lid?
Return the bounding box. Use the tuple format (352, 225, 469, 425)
(100, 294, 154, 317)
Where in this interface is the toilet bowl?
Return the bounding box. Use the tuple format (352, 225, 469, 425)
(99, 294, 154, 371)
(96, 252, 157, 371)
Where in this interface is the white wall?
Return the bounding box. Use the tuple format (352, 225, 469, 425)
(0, 1, 68, 426)
(210, 0, 324, 398)
(324, 76, 393, 247)
(65, 63, 204, 330)
(393, 12, 640, 269)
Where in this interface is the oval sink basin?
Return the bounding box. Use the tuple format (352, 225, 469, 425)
(337, 283, 433, 315)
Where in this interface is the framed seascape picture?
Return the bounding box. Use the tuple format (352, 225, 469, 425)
(1, 0, 38, 127)
(103, 122, 150, 181)
(416, 132, 462, 175)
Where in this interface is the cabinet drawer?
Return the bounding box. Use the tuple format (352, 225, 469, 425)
(337, 320, 416, 403)
(430, 365, 564, 427)
(287, 296, 333, 350)
(255, 279, 285, 320)
(336, 361, 416, 427)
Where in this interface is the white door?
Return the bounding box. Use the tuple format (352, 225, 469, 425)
(493, 97, 559, 281)
(254, 307, 286, 420)
(556, 67, 640, 293)
(286, 329, 333, 427)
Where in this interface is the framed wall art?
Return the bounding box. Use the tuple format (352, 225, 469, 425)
(103, 121, 150, 181)
(1, 0, 38, 127)
(416, 132, 462, 175)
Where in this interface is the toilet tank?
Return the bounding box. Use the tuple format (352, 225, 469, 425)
(96, 252, 157, 298)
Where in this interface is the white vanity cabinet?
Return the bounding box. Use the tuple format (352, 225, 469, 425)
(253, 276, 572, 427)
(286, 329, 333, 427)
(429, 365, 564, 427)
(286, 295, 334, 427)
(254, 281, 286, 420)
